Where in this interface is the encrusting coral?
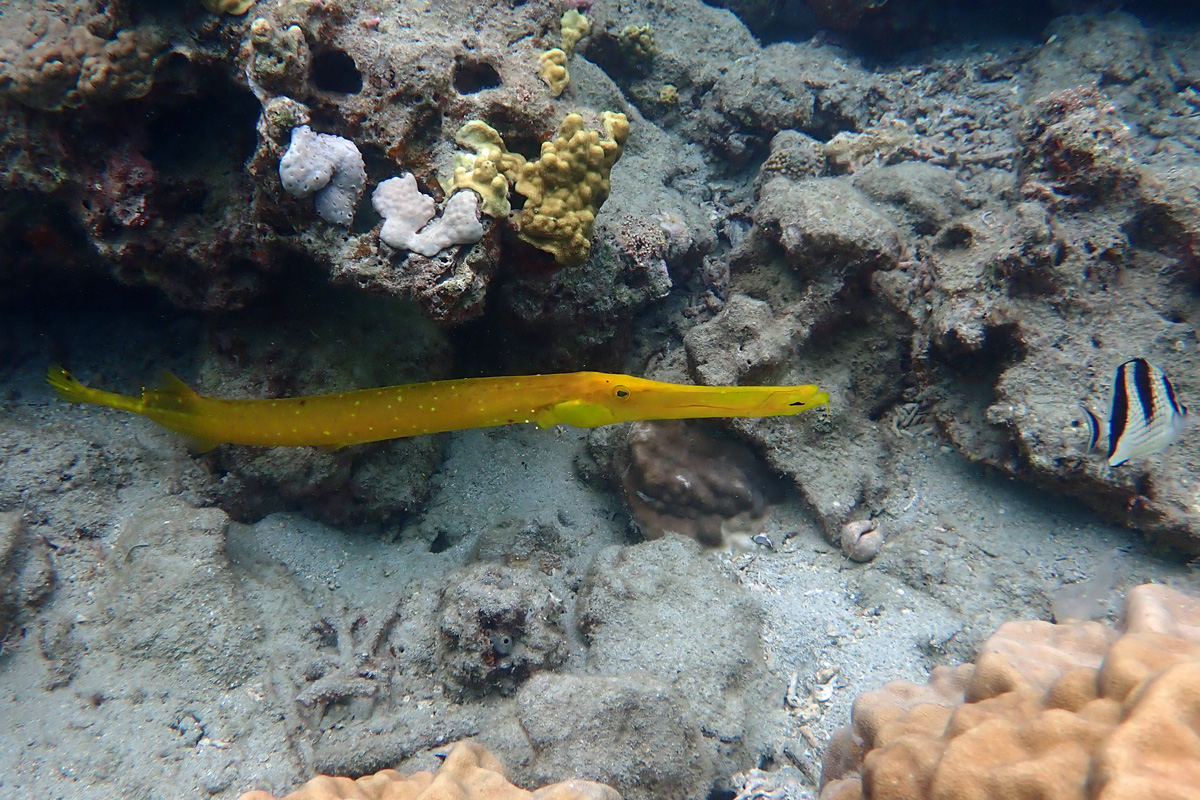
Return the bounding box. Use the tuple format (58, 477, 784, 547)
(279, 125, 367, 226)
(560, 10, 591, 56)
(437, 112, 630, 266)
(620, 420, 778, 547)
(819, 582, 1200, 800)
(617, 24, 657, 63)
(440, 121, 528, 218)
(373, 174, 484, 257)
(236, 740, 621, 800)
(514, 112, 630, 267)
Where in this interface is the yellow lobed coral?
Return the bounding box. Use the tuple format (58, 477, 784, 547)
(560, 10, 591, 56)
(237, 740, 621, 800)
(538, 48, 569, 97)
(617, 24, 656, 62)
(514, 111, 630, 267)
(819, 583, 1200, 800)
(440, 121, 528, 218)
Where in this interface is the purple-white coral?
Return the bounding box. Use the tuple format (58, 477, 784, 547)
(373, 174, 484, 257)
(278, 125, 366, 226)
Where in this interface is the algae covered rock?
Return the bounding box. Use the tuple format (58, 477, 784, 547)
(575, 537, 783, 793)
(436, 562, 567, 696)
(754, 176, 902, 278)
(516, 672, 709, 800)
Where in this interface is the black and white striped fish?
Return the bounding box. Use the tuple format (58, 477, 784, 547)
(1083, 358, 1188, 467)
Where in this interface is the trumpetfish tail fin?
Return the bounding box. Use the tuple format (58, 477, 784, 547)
(48, 365, 220, 451)
(47, 365, 143, 414)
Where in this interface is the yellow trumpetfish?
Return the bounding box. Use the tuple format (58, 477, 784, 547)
(47, 365, 828, 450)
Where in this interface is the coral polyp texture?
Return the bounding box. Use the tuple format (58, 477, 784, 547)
(373, 175, 484, 257)
(513, 112, 631, 267)
(560, 10, 591, 57)
(441, 121, 528, 218)
(279, 125, 367, 226)
(819, 583, 1200, 800)
(237, 740, 621, 800)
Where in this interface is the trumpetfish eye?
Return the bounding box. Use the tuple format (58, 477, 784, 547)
(613, 385, 630, 399)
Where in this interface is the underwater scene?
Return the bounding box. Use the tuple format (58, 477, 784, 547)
(4, 0, 1200, 797)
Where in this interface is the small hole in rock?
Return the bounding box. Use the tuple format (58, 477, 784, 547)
(312, 48, 363, 93)
(453, 58, 502, 94)
(429, 530, 451, 553)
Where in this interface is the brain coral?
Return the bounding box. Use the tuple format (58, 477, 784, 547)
(819, 582, 1200, 800)
(238, 740, 621, 800)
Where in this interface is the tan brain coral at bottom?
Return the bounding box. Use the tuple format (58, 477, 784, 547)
(819, 583, 1200, 800)
(237, 741, 620, 800)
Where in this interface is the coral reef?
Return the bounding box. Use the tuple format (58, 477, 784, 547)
(9, 3, 1200, 798)
(868, 24, 1200, 548)
(0, 10, 163, 111)
(819, 582, 1200, 800)
(237, 740, 621, 800)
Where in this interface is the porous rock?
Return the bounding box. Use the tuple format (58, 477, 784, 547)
(105, 497, 260, 688)
(516, 672, 711, 800)
(755, 176, 903, 279)
(754, 129, 826, 197)
(436, 562, 567, 696)
(575, 537, 781, 789)
(684, 293, 791, 386)
(852, 162, 970, 236)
